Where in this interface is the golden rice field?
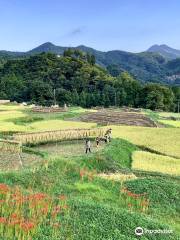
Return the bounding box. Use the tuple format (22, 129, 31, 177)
(159, 120, 180, 127)
(0, 105, 97, 132)
(158, 112, 180, 118)
(111, 125, 180, 158)
(0, 119, 96, 132)
(1, 104, 180, 160)
(132, 151, 180, 176)
(29, 119, 96, 131)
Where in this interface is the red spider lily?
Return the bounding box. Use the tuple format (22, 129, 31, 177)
(8, 219, 21, 226)
(29, 193, 47, 201)
(53, 222, 61, 228)
(41, 207, 49, 215)
(126, 190, 147, 199)
(54, 206, 61, 212)
(20, 221, 35, 232)
(51, 205, 62, 218)
(128, 203, 133, 208)
(80, 169, 85, 179)
(0, 217, 6, 224)
(0, 183, 69, 239)
(58, 194, 67, 201)
(0, 183, 9, 194)
(11, 213, 18, 219)
(62, 204, 68, 210)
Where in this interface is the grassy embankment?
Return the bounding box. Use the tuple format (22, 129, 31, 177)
(0, 139, 179, 239)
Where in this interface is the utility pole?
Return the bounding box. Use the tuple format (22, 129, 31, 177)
(53, 89, 56, 106)
(114, 91, 117, 107)
(178, 99, 180, 114)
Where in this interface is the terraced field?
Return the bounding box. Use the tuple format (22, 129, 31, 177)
(159, 119, 180, 127)
(78, 109, 157, 127)
(0, 152, 42, 171)
(111, 125, 180, 158)
(0, 105, 97, 132)
(0, 104, 180, 239)
(132, 151, 180, 176)
(34, 140, 105, 158)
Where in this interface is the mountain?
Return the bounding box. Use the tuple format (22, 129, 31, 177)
(28, 42, 66, 55)
(0, 42, 180, 85)
(147, 44, 180, 60)
(0, 52, 176, 111)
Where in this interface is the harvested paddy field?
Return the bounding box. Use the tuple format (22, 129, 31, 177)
(34, 140, 105, 157)
(0, 152, 42, 171)
(77, 109, 157, 127)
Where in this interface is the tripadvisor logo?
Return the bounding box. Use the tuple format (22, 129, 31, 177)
(135, 227, 173, 236)
(135, 227, 144, 236)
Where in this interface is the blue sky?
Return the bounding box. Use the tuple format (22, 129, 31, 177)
(0, 0, 180, 52)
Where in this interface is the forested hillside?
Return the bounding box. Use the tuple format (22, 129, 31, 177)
(0, 50, 179, 111)
(1, 42, 180, 85)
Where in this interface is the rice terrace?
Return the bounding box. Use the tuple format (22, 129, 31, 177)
(0, 103, 179, 239)
(1, 1, 180, 239)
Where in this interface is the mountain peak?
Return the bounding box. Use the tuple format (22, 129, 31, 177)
(28, 42, 66, 55)
(147, 44, 180, 59)
(39, 42, 56, 47)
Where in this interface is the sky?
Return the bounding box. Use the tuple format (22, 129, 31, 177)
(0, 0, 180, 52)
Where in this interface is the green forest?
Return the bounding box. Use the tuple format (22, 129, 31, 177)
(0, 50, 179, 111)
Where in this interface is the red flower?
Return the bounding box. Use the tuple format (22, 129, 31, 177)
(59, 195, 66, 201)
(0, 217, 6, 224)
(0, 183, 9, 194)
(53, 222, 61, 228)
(20, 221, 35, 232)
(128, 203, 133, 208)
(11, 213, 18, 219)
(62, 204, 68, 210)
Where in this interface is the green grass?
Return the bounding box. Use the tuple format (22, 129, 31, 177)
(144, 109, 160, 121)
(125, 177, 180, 233)
(78, 139, 137, 172)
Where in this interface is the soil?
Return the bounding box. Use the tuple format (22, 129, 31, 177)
(76, 110, 157, 127)
(34, 140, 105, 157)
(0, 152, 42, 171)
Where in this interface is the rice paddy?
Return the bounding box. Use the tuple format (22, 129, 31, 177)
(111, 125, 180, 158)
(159, 119, 180, 127)
(0, 152, 42, 171)
(34, 140, 105, 158)
(132, 151, 180, 176)
(0, 105, 97, 132)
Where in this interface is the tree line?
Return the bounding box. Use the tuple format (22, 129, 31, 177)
(0, 51, 179, 112)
